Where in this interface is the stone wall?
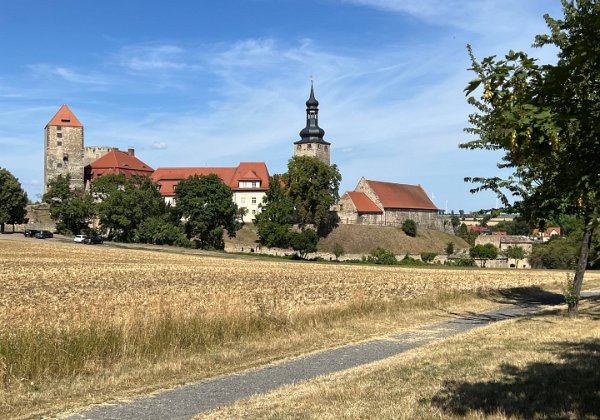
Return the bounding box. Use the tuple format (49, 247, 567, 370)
(44, 125, 84, 192)
(294, 142, 330, 165)
(84, 146, 116, 166)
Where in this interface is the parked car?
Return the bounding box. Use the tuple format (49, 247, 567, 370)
(83, 236, 104, 245)
(24, 229, 41, 237)
(74, 235, 87, 243)
(34, 230, 54, 239)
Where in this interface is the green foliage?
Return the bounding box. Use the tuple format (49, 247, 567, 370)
(445, 241, 455, 255)
(368, 247, 397, 265)
(450, 215, 461, 232)
(505, 245, 527, 268)
(176, 174, 240, 250)
(134, 216, 190, 247)
(43, 175, 95, 235)
(445, 257, 477, 267)
(491, 219, 531, 236)
(283, 156, 341, 231)
(529, 239, 578, 269)
(332, 242, 345, 260)
(420, 252, 437, 263)
(469, 244, 499, 267)
(456, 223, 479, 246)
(289, 228, 318, 259)
(93, 175, 165, 242)
(463, 1, 600, 309)
(0, 168, 28, 233)
(255, 174, 294, 248)
(401, 219, 417, 237)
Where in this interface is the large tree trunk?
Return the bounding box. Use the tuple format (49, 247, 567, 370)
(568, 226, 594, 315)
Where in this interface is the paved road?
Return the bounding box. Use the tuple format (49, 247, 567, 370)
(67, 293, 600, 420)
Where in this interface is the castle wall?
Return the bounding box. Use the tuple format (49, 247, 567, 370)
(84, 146, 116, 166)
(44, 125, 84, 192)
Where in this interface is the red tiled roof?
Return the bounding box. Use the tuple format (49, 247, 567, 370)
(346, 191, 382, 213)
(89, 150, 154, 172)
(366, 180, 437, 211)
(47, 104, 83, 127)
(152, 162, 270, 197)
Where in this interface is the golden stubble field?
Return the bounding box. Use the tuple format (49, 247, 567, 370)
(0, 238, 587, 330)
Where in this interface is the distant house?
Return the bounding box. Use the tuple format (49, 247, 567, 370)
(475, 235, 534, 268)
(468, 225, 491, 234)
(152, 162, 270, 223)
(84, 149, 154, 187)
(338, 177, 449, 232)
(533, 226, 561, 242)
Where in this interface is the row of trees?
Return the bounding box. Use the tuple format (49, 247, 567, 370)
(44, 173, 240, 250)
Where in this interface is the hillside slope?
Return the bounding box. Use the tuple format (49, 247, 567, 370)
(226, 224, 468, 255)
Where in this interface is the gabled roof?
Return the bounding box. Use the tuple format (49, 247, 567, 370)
(89, 150, 153, 173)
(152, 162, 270, 197)
(366, 180, 438, 211)
(345, 191, 382, 213)
(46, 104, 83, 127)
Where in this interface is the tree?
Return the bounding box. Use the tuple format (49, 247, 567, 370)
(505, 245, 527, 268)
(469, 244, 498, 268)
(445, 241, 455, 256)
(93, 175, 166, 242)
(0, 168, 28, 233)
(401, 219, 417, 237)
(450, 215, 461, 232)
(332, 242, 345, 261)
(254, 174, 294, 248)
(175, 174, 240, 250)
(462, 1, 600, 313)
(289, 228, 318, 259)
(283, 156, 341, 231)
(44, 175, 95, 234)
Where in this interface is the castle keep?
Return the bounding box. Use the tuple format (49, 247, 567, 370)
(294, 82, 331, 165)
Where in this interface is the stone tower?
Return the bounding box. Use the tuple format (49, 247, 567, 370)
(44, 104, 84, 193)
(294, 82, 331, 165)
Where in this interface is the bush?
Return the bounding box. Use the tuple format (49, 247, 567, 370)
(445, 241, 455, 255)
(401, 219, 417, 237)
(368, 247, 397, 265)
(289, 228, 318, 259)
(444, 257, 476, 267)
(420, 252, 437, 263)
(332, 242, 345, 260)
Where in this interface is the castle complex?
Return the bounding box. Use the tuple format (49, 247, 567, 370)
(42, 85, 447, 230)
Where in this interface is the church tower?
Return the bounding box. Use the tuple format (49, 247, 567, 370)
(294, 82, 331, 165)
(44, 104, 85, 193)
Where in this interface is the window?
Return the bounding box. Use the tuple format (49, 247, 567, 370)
(297, 145, 301, 150)
(56, 163, 62, 168)
(61, 119, 70, 123)
(56, 126, 62, 131)
(251, 197, 256, 204)
(241, 197, 246, 204)
(63, 153, 69, 162)
(57, 141, 62, 146)
(251, 181, 258, 188)
(252, 209, 256, 215)
(57, 132, 62, 138)
(307, 144, 312, 149)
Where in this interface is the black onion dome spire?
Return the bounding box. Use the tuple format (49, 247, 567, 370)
(296, 81, 330, 145)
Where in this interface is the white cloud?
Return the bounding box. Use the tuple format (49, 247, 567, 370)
(116, 44, 199, 71)
(151, 141, 168, 150)
(28, 64, 109, 85)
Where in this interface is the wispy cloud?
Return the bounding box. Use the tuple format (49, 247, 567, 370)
(28, 64, 109, 85)
(116, 44, 200, 71)
(151, 141, 168, 150)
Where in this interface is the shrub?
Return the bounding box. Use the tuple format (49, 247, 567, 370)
(445, 241, 455, 255)
(401, 219, 417, 237)
(368, 247, 397, 265)
(444, 257, 476, 267)
(332, 242, 345, 260)
(289, 228, 318, 259)
(420, 252, 437, 263)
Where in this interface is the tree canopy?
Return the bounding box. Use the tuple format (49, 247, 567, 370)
(254, 174, 294, 248)
(283, 156, 341, 231)
(175, 174, 240, 249)
(462, 0, 600, 312)
(0, 168, 28, 233)
(43, 175, 95, 235)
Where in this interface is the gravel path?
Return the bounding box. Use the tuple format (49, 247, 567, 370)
(66, 292, 600, 420)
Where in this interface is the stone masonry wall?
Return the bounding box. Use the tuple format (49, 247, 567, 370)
(294, 142, 330, 165)
(44, 125, 84, 192)
(84, 146, 116, 166)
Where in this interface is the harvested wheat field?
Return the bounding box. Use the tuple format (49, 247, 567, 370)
(1, 237, 598, 418)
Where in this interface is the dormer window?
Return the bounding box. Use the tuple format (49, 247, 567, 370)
(61, 119, 70, 123)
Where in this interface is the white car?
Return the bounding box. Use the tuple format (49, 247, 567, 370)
(74, 235, 87, 243)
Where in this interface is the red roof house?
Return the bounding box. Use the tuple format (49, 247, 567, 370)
(85, 149, 154, 184)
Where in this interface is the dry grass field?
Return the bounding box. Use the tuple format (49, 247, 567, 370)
(1, 237, 598, 418)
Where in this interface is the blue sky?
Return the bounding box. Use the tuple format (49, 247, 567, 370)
(0, 0, 563, 211)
